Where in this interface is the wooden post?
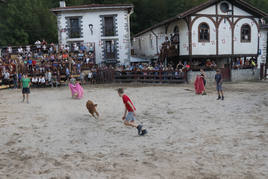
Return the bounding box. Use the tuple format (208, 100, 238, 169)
(69, 57, 72, 76)
(159, 69, 162, 83)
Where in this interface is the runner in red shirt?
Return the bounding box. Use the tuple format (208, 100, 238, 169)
(118, 88, 147, 136)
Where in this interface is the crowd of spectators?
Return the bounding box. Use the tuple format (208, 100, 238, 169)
(0, 40, 97, 88)
(2, 39, 257, 89)
(0, 39, 191, 88)
(232, 57, 257, 69)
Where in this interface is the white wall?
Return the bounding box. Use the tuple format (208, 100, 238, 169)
(234, 18, 258, 55)
(233, 6, 252, 16)
(133, 26, 165, 58)
(218, 20, 232, 55)
(179, 20, 189, 56)
(56, 9, 131, 64)
(197, 5, 216, 15)
(133, 1, 265, 62)
(191, 16, 217, 55)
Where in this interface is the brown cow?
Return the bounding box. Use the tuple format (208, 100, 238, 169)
(86, 100, 99, 119)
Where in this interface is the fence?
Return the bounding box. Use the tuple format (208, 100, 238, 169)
(0, 69, 187, 89)
(260, 63, 268, 80)
(112, 70, 186, 84)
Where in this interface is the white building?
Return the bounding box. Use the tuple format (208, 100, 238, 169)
(133, 0, 268, 81)
(51, 1, 133, 65)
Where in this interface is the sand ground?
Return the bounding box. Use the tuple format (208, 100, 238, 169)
(0, 82, 267, 179)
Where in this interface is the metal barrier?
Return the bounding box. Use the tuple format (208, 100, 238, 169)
(0, 69, 188, 90)
(114, 70, 187, 83)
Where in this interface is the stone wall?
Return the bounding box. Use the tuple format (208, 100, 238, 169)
(187, 70, 216, 83)
(187, 69, 260, 83)
(231, 69, 260, 82)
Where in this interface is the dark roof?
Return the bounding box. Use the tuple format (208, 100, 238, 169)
(51, 4, 133, 12)
(178, 0, 267, 18)
(134, 0, 268, 37)
(134, 16, 179, 37)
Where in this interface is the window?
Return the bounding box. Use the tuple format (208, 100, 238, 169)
(220, 2, 229, 13)
(199, 23, 210, 42)
(105, 40, 116, 59)
(69, 18, 81, 38)
(104, 16, 115, 36)
(241, 24, 251, 42)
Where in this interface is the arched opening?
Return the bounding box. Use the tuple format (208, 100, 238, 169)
(241, 24, 251, 43)
(198, 23, 210, 42)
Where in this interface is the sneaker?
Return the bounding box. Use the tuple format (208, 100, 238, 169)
(217, 96, 221, 100)
(222, 96, 224, 100)
(140, 129, 148, 136)
(137, 125, 142, 135)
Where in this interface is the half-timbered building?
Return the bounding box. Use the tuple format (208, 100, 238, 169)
(133, 0, 268, 82)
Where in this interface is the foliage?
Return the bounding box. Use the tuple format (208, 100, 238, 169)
(0, 0, 267, 46)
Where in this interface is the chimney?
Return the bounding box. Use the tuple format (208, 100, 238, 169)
(60, 1, 66, 8)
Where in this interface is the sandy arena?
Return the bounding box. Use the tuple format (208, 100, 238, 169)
(0, 82, 267, 179)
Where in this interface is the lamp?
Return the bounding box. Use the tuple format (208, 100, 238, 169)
(89, 24, 93, 35)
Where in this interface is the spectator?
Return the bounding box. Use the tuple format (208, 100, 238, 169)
(42, 44, 47, 53)
(3, 71, 10, 86)
(73, 43, 79, 53)
(39, 75, 46, 87)
(80, 43, 87, 52)
(35, 40, 41, 51)
(77, 50, 84, 61)
(18, 46, 23, 54)
(211, 60, 217, 68)
(47, 70, 52, 85)
(49, 43, 54, 54)
(64, 45, 70, 52)
(80, 71, 85, 85)
(26, 45, 31, 53)
(66, 67, 70, 81)
(7, 46, 12, 54)
(13, 73, 18, 89)
(32, 75, 38, 87)
(176, 61, 184, 70)
(88, 70, 93, 83)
